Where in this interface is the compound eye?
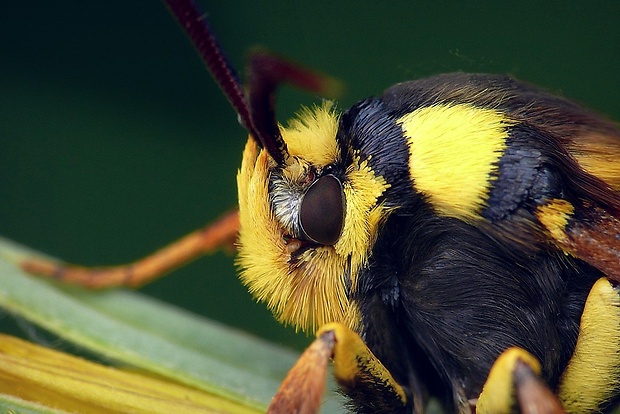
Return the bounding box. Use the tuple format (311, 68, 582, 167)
(300, 175, 345, 245)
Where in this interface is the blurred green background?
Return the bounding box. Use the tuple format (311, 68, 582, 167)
(1, 1, 619, 351)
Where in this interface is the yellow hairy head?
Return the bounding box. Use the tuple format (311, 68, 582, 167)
(235, 103, 389, 333)
(236, 104, 351, 333)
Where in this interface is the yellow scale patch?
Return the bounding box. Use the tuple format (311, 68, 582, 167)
(536, 198, 574, 244)
(398, 104, 513, 222)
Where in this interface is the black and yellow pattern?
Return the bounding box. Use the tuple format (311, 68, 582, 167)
(236, 72, 620, 413)
(22, 3, 620, 412)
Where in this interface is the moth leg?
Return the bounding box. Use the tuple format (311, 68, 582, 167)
(476, 347, 564, 414)
(267, 327, 334, 414)
(20, 210, 239, 289)
(268, 322, 408, 414)
(558, 277, 620, 412)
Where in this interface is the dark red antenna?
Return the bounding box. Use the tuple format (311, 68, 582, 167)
(163, 0, 340, 166)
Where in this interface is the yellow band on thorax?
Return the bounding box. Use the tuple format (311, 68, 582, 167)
(398, 104, 513, 222)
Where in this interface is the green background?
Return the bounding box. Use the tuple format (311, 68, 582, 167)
(2, 1, 619, 351)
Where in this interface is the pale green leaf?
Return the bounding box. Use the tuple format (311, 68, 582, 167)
(0, 236, 345, 413)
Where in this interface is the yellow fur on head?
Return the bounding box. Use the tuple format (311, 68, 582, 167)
(236, 103, 390, 333)
(283, 103, 339, 167)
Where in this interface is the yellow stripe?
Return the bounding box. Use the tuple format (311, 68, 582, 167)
(398, 104, 512, 222)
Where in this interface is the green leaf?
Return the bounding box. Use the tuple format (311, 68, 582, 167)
(0, 236, 345, 413)
(0, 394, 70, 414)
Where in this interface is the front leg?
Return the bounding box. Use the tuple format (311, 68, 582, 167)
(268, 322, 409, 414)
(476, 347, 564, 414)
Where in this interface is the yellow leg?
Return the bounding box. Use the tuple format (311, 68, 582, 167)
(268, 322, 408, 414)
(558, 277, 620, 413)
(267, 329, 334, 414)
(476, 347, 564, 414)
(20, 210, 239, 289)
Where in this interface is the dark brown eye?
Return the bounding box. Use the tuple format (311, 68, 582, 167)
(300, 174, 345, 245)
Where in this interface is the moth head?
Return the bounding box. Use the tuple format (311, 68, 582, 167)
(163, 21, 390, 332)
(236, 103, 390, 333)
